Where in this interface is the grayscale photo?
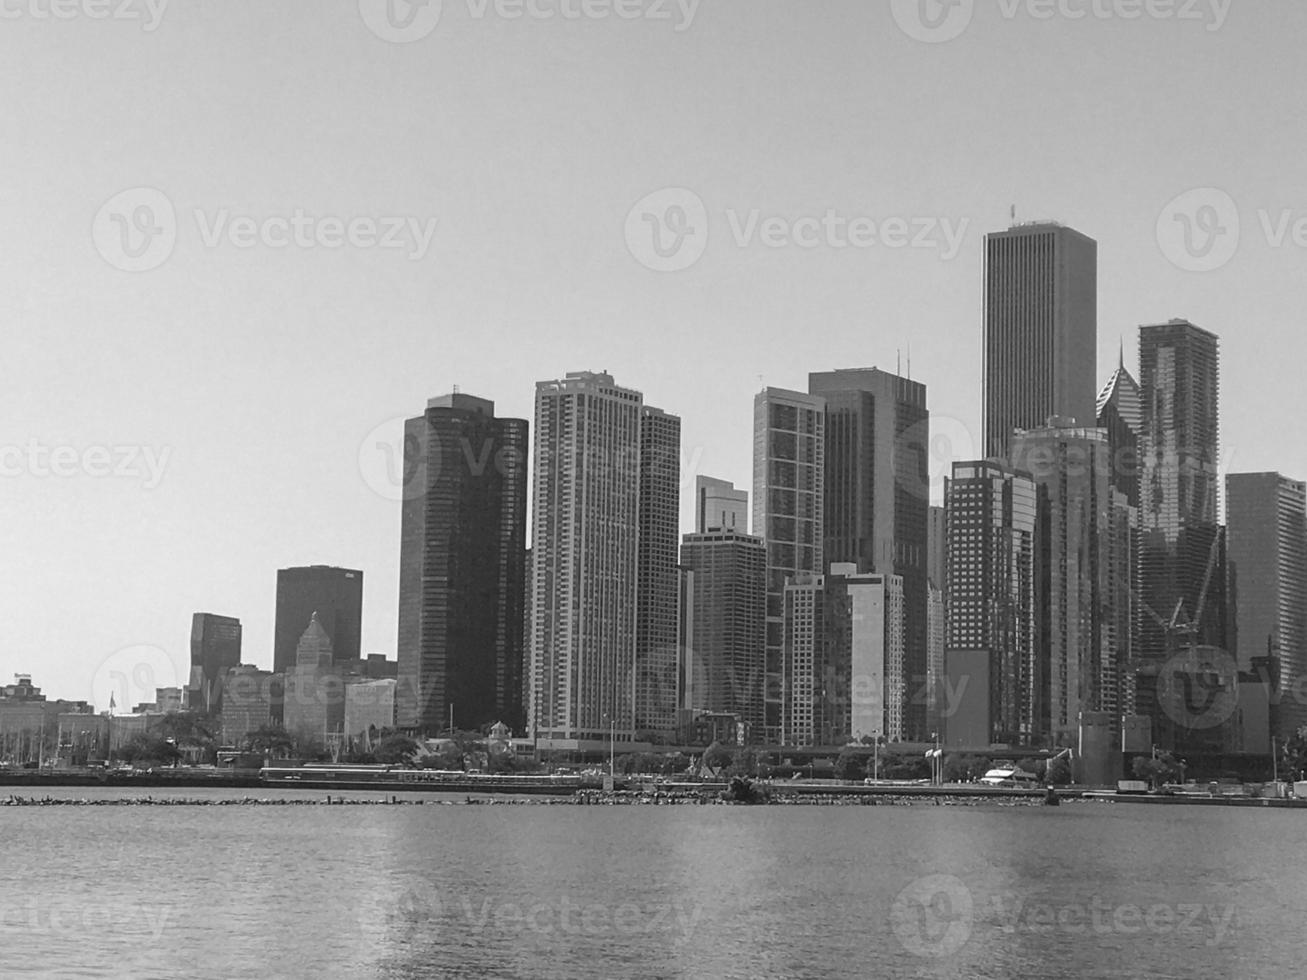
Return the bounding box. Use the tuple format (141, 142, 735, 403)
(2, 1, 1301, 978)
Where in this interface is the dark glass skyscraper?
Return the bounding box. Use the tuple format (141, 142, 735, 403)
(273, 566, 362, 675)
(808, 367, 929, 740)
(396, 394, 528, 734)
(983, 222, 1098, 461)
(189, 612, 241, 713)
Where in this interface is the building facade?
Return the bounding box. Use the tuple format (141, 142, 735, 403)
(1226, 472, 1307, 742)
(634, 406, 682, 737)
(1011, 421, 1129, 747)
(809, 367, 929, 740)
(396, 393, 528, 735)
(983, 222, 1098, 461)
(945, 461, 1039, 745)
(274, 566, 362, 675)
(529, 372, 644, 744)
(679, 528, 766, 736)
(753, 387, 826, 744)
(188, 613, 241, 713)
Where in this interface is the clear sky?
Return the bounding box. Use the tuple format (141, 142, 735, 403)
(3, 0, 1305, 709)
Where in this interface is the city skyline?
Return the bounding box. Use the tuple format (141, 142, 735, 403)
(7, 5, 1307, 706)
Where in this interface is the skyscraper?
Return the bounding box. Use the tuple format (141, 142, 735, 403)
(1137, 321, 1225, 668)
(188, 613, 241, 713)
(528, 372, 644, 744)
(635, 405, 682, 736)
(753, 387, 825, 744)
(696, 476, 748, 533)
(809, 367, 929, 739)
(396, 393, 529, 735)
(680, 525, 766, 736)
(273, 566, 362, 675)
(944, 461, 1038, 745)
(983, 222, 1098, 460)
(781, 564, 904, 746)
(1011, 420, 1129, 746)
(1226, 472, 1307, 741)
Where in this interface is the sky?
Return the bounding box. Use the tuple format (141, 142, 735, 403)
(3, 0, 1306, 710)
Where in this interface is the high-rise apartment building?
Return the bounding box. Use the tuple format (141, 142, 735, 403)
(188, 613, 241, 713)
(1226, 472, 1307, 741)
(753, 388, 826, 744)
(809, 367, 929, 739)
(679, 526, 766, 735)
(635, 406, 682, 736)
(273, 566, 362, 674)
(1135, 321, 1227, 750)
(528, 372, 647, 744)
(395, 393, 528, 735)
(944, 460, 1039, 745)
(781, 564, 904, 746)
(983, 222, 1098, 461)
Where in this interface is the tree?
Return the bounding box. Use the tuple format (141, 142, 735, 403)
(245, 725, 296, 759)
(702, 741, 733, 772)
(1280, 728, 1307, 781)
(375, 734, 421, 766)
(113, 732, 181, 767)
(943, 754, 991, 783)
(1046, 756, 1073, 786)
(834, 747, 866, 781)
(1131, 752, 1180, 789)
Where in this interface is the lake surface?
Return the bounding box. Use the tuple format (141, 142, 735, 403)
(1, 787, 1302, 979)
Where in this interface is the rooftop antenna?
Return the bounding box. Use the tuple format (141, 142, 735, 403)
(1011, 204, 1016, 225)
(907, 342, 912, 380)
(453, 384, 460, 394)
(897, 349, 901, 375)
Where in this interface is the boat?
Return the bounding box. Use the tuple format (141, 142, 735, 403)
(978, 766, 1040, 789)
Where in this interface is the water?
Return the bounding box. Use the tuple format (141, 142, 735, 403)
(1, 788, 1303, 979)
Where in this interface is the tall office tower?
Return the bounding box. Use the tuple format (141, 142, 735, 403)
(983, 222, 1098, 461)
(679, 528, 766, 736)
(1137, 321, 1224, 663)
(221, 666, 276, 749)
(529, 372, 643, 743)
(1097, 345, 1142, 727)
(1011, 421, 1129, 746)
(944, 461, 1039, 745)
(188, 613, 241, 713)
(753, 388, 826, 744)
(273, 566, 363, 674)
(696, 476, 748, 533)
(1227, 473, 1307, 741)
(396, 393, 529, 735)
(809, 368, 929, 740)
(634, 406, 682, 736)
(782, 564, 904, 746)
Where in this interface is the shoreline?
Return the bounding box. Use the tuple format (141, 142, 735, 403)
(4, 788, 1304, 808)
